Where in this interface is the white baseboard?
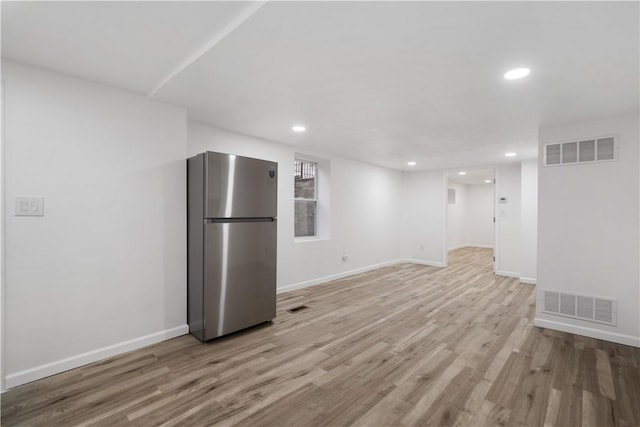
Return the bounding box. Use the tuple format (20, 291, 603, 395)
(495, 270, 521, 278)
(5, 324, 188, 389)
(520, 277, 537, 285)
(277, 259, 404, 294)
(277, 258, 445, 294)
(534, 317, 640, 348)
(447, 245, 467, 251)
(401, 258, 445, 268)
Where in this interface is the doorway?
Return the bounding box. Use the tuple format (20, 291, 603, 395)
(446, 168, 495, 269)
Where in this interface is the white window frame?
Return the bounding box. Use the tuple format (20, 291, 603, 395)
(294, 158, 318, 238)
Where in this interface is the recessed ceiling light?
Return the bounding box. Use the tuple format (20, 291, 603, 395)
(458, 171, 466, 175)
(407, 161, 416, 166)
(484, 179, 492, 183)
(505, 152, 517, 157)
(292, 125, 306, 132)
(504, 68, 530, 80)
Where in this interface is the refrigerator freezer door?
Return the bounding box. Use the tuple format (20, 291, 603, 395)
(205, 152, 277, 219)
(203, 220, 277, 339)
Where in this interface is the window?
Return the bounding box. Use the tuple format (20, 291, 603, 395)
(294, 159, 317, 237)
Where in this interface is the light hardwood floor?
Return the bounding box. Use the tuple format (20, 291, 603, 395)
(2, 248, 639, 426)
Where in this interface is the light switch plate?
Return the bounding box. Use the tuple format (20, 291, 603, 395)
(15, 197, 44, 216)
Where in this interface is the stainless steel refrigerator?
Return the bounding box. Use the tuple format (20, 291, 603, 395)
(187, 151, 277, 341)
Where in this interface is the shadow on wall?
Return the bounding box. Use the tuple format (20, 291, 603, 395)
(163, 159, 187, 329)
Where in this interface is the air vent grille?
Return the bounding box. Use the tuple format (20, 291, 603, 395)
(287, 305, 309, 314)
(544, 136, 616, 166)
(542, 290, 616, 326)
(544, 291, 559, 313)
(577, 296, 593, 319)
(595, 299, 614, 323)
(562, 142, 578, 164)
(560, 293, 576, 316)
(597, 137, 615, 161)
(579, 140, 595, 162)
(546, 144, 561, 165)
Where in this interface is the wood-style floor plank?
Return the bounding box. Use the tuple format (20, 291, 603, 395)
(2, 247, 639, 426)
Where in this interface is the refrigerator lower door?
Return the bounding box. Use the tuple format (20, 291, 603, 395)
(203, 220, 277, 340)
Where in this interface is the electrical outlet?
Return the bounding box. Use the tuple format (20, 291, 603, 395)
(419, 243, 424, 251)
(341, 252, 348, 262)
(15, 197, 44, 216)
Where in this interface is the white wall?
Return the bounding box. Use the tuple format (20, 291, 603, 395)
(1, 62, 406, 388)
(187, 121, 404, 290)
(446, 182, 466, 250)
(536, 114, 639, 347)
(495, 163, 522, 277)
(0, 60, 546, 390)
(520, 159, 538, 284)
(402, 170, 447, 266)
(1, 74, 6, 392)
(2, 61, 188, 388)
(465, 183, 494, 248)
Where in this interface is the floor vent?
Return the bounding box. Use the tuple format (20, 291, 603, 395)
(544, 136, 616, 166)
(287, 305, 309, 314)
(542, 290, 616, 326)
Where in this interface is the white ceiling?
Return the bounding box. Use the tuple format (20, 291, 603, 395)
(3, 1, 638, 171)
(447, 169, 494, 186)
(1, 1, 252, 95)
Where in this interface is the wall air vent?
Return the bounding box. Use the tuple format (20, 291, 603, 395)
(578, 140, 595, 162)
(545, 144, 561, 165)
(544, 135, 616, 166)
(596, 137, 615, 161)
(544, 290, 560, 313)
(542, 290, 616, 326)
(560, 293, 576, 316)
(562, 142, 578, 164)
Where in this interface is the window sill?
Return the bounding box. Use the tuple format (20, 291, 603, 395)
(294, 236, 330, 244)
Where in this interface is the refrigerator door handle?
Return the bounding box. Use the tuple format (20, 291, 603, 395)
(204, 217, 276, 224)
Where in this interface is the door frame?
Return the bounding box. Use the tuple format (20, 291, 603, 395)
(442, 167, 497, 270)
